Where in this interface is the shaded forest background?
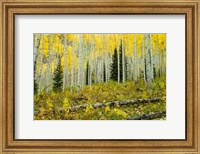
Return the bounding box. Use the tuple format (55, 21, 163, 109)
(34, 34, 166, 120)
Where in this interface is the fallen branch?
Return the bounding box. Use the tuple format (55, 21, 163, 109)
(127, 111, 166, 120)
(34, 97, 163, 114)
(68, 97, 162, 112)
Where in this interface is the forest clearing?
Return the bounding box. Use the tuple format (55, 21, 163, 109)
(34, 33, 166, 120)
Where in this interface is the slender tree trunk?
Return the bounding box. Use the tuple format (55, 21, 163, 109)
(161, 46, 165, 75)
(127, 35, 131, 81)
(63, 34, 67, 91)
(105, 35, 108, 83)
(53, 35, 58, 72)
(150, 34, 154, 80)
(122, 35, 125, 83)
(38, 34, 44, 92)
(82, 36, 85, 87)
(46, 35, 51, 92)
(89, 60, 92, 87)
(117, 36, 120, 83)
(89, 36, 93, 87)
(156, 34, 159, 77)
(146, 34, 152, 89)
(74, 46, 77, 86)
(77, 35, 82, 89)
(34, 34, 40, 80)
(71, 36, 74, 87)
(79, 34, 84, 88)
(142, 35, 146, 83)
(94, 36, 98, 84)
(134, 34, 138, 83)
(101, 58, 104, 83)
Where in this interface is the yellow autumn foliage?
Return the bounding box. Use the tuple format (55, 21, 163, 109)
(35, 33, 166, 90)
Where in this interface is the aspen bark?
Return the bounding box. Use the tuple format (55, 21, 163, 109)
(150, 34, 154, 80)
(142, 35, 146, 82)
(122, 35, 125, 83)
(134, 34, 138, 82)
(117, 35, 120, 83)
(71, 36, 74, 87)
(146, 34, 152, 89)
(38, 34, 44, 92)
(63, 34, 67, 90)
(34, 34, 40, 81)
(46, 35, 51, 92)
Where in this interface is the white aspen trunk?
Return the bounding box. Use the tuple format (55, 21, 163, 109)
(104, 35, 108, 83)
(38, 34, 44, 92)
(131, 52, 134, 81)
(94, 36, 98, 84)
(160, 47, 162, 75)
(89, 35, 93, 87)
(80, 34, 84, 88)
(71, 36, 74, 87)
(95, 57, 97, 84)
(87, 35, 90, 86)
(105, 36, 109, 83)
(127, 36, 131, 81)
(97, 60, 99, 83)
(107, 52, 111, 80)
(34, 34, 40, 81)
(142, 35, 146, 82)
(96, 60, 99, 83)
(99, 60, 101, 83)
(49, 35, 54, 85)
(45, 35, 51, 92)
(84, 41, 86, 86)
(108, 48, 112, 81)
(82, 35, 85, 87)
(77, 35, 82, 88)
(77, 52, 80, 87)
(102, 59, 104, 83)
(146, 34, 152, 89)
(134, 34, 138, 82)
(89, 60, 92, 87)
(63, 34, 67, 90)
(88, 59, 90, 85)
(122, 35, 125, 83)
(155, 54, 159, 77)
(101, 58, 103, 83)
(73, 46, 77, 86)
(138, 58, 141, 79)
(150, 34, 154, 80)
(89, 62, 92, 87)
(117, 36, 120, 83)
(161, 46, 165, 74)
(146, 34, 151, 81)
(155, 34, 160, 77)
(34, 34, 39, 64)
(53, 35, 58, 72)
(127, 58, 131, 81)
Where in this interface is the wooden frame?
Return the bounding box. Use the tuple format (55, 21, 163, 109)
(0, 0, 199, 153)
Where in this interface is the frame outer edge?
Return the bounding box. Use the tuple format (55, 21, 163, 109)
(0, 1, 2, 153)
(1, 1, 7, 153)
(198, 0, 200, 153)
(192, 1, 198, 152)
(1, 0, 200, 153)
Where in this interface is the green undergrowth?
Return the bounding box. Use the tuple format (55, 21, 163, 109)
(34, 77, 166, 120)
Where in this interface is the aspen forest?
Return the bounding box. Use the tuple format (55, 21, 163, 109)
(34, 34, 166, 120)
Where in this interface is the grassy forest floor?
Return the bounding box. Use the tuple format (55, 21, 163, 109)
(34, 76, 166, 120)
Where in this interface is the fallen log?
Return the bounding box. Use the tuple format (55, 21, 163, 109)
(34, 97, 163, 114)
(127, 111, 166, 120)
(68, 97, 162, 112)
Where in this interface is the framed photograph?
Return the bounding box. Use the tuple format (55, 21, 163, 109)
(0, 0, 199, 153)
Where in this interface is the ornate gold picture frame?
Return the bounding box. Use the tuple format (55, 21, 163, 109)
(0, 0, 199, 153)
